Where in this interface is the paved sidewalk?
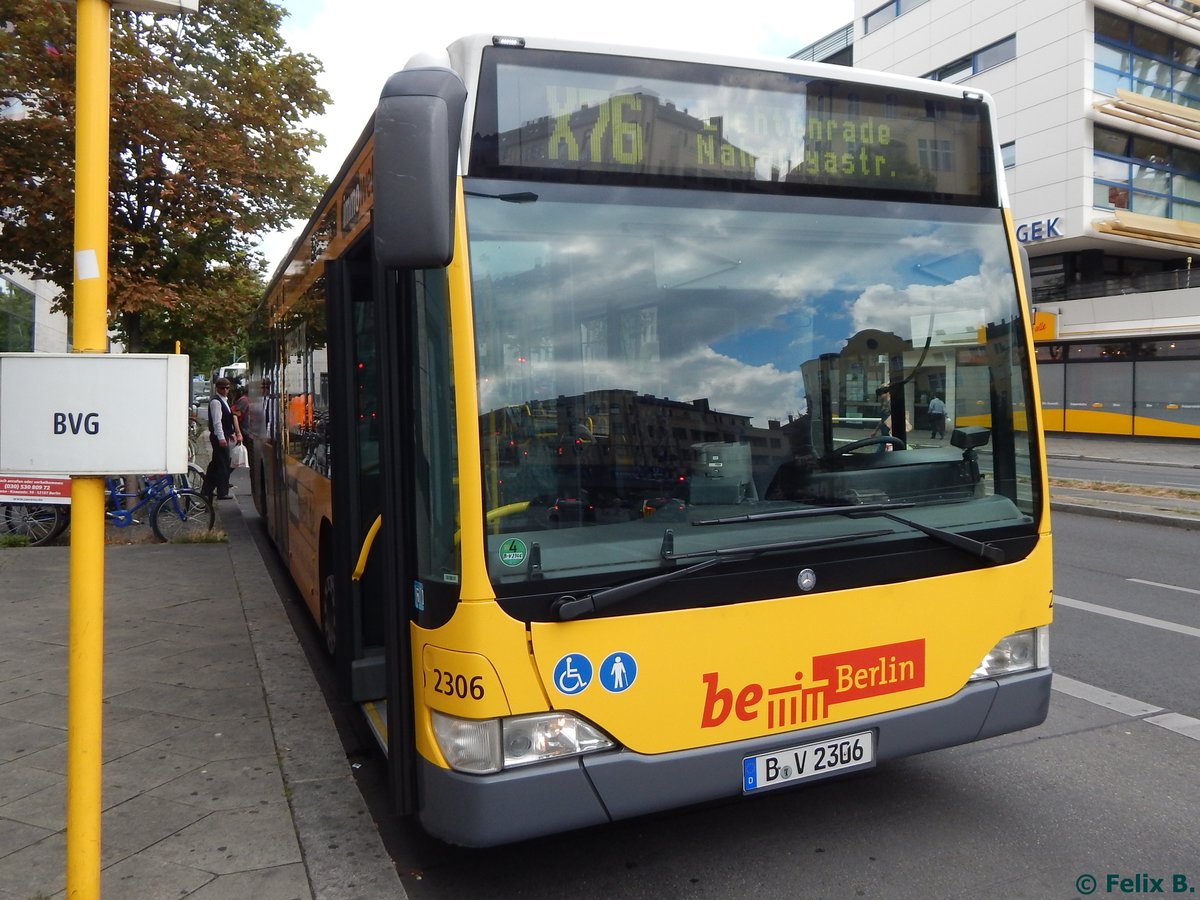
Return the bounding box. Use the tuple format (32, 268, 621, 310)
(0, 471, 405, 900)
(1045, 432, 1200, 468)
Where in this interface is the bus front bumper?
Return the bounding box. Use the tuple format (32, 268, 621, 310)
(417, 668, 1051, 847)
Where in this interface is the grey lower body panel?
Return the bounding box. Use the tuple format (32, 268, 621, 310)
(417, 669, 1051, 847)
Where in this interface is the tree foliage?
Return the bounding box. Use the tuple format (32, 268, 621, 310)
(0, 0, 329, 360)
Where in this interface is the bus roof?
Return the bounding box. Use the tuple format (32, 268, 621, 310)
(264, 33, 1007, 305)
(444, 32, 995, 108)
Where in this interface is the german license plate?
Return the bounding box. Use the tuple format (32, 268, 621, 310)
(743, 731, 875, 793)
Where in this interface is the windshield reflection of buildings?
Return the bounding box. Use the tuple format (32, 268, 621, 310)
(789, 81, 981, 198)
(485, 389, 804, 508)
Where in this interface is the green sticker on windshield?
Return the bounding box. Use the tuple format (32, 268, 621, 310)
(499, 538, 528, 568)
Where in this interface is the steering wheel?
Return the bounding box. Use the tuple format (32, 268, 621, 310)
(831, 435, 907, 455)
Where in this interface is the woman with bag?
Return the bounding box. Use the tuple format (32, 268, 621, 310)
(230, 386, 249, 469)
(231, 386, 250, 439)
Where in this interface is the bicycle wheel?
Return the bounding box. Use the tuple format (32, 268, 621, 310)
(150, 490, 215, 542)
(169, 465, 205, 493)
(186, 463, 205, 493)
(1, 503, 69, 546)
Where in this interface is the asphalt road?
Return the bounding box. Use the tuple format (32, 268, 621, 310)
(1051, 509, 1199, 719)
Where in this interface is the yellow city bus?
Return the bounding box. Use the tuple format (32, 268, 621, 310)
(247, 34, 1053, 847)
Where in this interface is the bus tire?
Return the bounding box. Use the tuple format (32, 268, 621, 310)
(257, 462, 269, 532)
(320, 545, 337, 657)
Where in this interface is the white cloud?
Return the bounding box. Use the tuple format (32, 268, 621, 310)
(257, 0, 855, 267)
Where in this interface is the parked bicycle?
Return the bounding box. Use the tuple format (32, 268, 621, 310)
(187, 414, 206, 465)
(1, 471, 214, 546)
(0, 502, 69, 546)
(173, 463, 205, 494)
(106, 474, 215, 542)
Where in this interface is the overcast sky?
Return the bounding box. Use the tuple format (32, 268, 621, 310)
(257, 0, 856, 266)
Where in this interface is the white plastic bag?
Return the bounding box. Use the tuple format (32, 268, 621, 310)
(230, 442, 249, 469)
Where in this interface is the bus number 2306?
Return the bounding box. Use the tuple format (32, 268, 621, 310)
(432, 669, 485, 701)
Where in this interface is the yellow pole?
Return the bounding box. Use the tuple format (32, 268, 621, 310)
(67, 1, 111, 897)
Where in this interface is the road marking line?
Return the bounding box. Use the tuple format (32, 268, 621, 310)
(1053, 677, 1200, 743)
(1127, 578, 1200, 596)
(1146, 713, 1200, 741)
(1054, 594, 1200, 639)
(1052, 675, 1162, 717)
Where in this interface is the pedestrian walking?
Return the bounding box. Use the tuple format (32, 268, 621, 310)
(871, 386, 911, 451)
(928, 394, 946, 439)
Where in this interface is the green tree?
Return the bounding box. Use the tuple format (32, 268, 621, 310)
(0, 0, 328, 358)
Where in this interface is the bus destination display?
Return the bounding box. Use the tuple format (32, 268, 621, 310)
(473, 48, 996, 203)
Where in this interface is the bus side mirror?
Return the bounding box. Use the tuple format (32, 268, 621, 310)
(373, 67, 468, 270)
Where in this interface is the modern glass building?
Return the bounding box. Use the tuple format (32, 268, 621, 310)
(0, 272, 69, 354)
(797, 0, 1200, 438)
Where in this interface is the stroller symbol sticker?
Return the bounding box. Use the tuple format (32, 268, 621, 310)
(553, 654, 592, 695)
(598, 651, 637, 693)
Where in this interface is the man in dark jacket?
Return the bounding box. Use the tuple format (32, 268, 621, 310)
(201, 378, 237, 500)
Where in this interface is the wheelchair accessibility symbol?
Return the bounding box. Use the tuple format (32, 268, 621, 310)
(552, 653, 593, 695)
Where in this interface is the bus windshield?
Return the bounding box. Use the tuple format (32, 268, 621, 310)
(467, 182, 1040, 589)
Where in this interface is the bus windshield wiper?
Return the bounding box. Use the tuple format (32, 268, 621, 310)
(694, 502, 1004, 565)
(693, 501, 915, 526)
(850, 508, 1006, 564)
(552, 529, 892, 622)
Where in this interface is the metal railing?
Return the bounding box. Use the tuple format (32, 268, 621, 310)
(1032, 267, 1197, 304)
(790, 24, 854, 63)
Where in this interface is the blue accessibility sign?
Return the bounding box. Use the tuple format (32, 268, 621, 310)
(597, 651, 637, 693)
(552, 653, 593, 695)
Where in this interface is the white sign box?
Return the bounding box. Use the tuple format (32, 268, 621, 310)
(0, 353, 190, 476)
(114, 0, 200, 11)
(61, 0, 200, 13)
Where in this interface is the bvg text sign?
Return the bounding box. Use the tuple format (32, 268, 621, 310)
(0, 353, 189, 475)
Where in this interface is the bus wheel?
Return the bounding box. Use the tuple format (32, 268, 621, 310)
(257, 463, 269, 531)
(321, 568, 337, 657)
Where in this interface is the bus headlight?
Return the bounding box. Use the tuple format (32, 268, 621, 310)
(431, 710, 615, 774)
(970, 626, 1049, 680)
(430, 712, 502, 774)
